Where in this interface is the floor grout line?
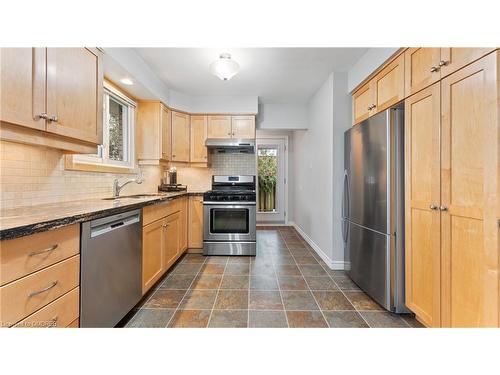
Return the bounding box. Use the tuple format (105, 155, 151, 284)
(206, 257, 229, 327)
(164, 255, 209, 328)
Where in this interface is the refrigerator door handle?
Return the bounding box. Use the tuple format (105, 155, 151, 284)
(342, 170, 349, 242)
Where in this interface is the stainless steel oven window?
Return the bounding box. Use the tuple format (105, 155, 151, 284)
(210, 207, 250, 234)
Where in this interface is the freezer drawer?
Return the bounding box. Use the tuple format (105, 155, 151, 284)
(346, 221, 391, 310)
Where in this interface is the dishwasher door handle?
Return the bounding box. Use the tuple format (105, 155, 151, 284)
(90, 210, 141, 238)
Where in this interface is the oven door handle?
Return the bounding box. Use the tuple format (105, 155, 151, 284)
(203, 202, 256, 206)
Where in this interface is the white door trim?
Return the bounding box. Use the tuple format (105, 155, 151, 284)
(255, 135, 289, 225)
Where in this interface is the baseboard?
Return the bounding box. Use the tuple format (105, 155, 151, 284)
(291, 223, 345, 271)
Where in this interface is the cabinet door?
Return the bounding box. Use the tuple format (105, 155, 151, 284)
(188, 196, 204, 249)
(0, 48, 46, 131)
(404, 48, 441, 97)
(171, 111, 190, 162)
(439, 48, 495, 78)
(207, 115, 232, 138)
(440, 53, 499, 327)
(142, 219, 164, 294)
(179, 197, 188, 252)
(373, 53, 404, 112)
(404, 83, 442, 328)
(190, 115, 208, 162)
(231, 115, 255, 138)
(46, 48, 103, 144)
(161, 105, 171, 161)
(352, 81, 375, 125)
(163, 212, 180, 270)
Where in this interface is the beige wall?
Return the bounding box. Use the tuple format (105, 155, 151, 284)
(0, 141, 163, 209)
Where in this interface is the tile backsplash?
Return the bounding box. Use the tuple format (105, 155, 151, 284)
(0, 141, 257, 209)
(0, 141, 162, 209)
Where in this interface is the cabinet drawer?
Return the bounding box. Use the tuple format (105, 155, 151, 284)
(1, 224, 80, 286)
(143, 199, 182, 226)
(14, 287, 79, 328)
(0, 255, 80, 326)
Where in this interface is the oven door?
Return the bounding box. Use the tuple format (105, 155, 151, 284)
(204, 203, 256, 242)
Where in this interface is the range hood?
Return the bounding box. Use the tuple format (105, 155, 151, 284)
(205, 138, 255, 153)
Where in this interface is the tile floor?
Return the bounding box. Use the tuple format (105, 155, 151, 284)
(120, 227, 422, 328)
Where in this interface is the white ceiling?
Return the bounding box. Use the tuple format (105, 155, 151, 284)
(135, 48, 367, 103)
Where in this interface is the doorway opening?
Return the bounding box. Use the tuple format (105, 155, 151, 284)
(256, 137, 287, 224)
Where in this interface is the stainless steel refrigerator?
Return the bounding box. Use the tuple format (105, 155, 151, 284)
(342, 105, 408, 313)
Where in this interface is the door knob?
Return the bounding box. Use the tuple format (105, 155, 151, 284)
(439, 206, 448, 211)
(430, 66, 439, 73)
(429, 204, 438, 210)
(48, 115, 58, 122)
(37, 113, 49, 120)
(439, 60, 449, 67)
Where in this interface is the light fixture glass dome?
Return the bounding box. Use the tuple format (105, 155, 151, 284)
(209, 53, 240, 81)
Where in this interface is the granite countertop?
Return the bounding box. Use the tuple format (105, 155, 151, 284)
(0, 191, 205, 241)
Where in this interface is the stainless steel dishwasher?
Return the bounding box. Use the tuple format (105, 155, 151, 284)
(80, 209, 142, 327)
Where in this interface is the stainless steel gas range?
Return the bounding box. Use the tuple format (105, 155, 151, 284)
(203, 175, 256, 256)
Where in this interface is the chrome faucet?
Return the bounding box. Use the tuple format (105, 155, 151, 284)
(113, 174, 144, 197)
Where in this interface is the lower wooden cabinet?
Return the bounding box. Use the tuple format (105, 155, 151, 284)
(141, 197, 188, 294)
(188, 196, 204, 249)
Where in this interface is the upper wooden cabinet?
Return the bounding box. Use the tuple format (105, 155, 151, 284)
(207, 115, 255, 138)
(0, 48, 46, 131)
(207, 115, 232, 138)
(45, 48, 103, 144)
(439, 48, 496, 77)
(190, 115, 208, 162)
(405, 48, 442, 97)
(171, 111, 190, 162)
(0, 47, 102, 153)
(373, 54, 405, 113)
(231, 115, 255, 138)
(352, 81, 375, 124)
(405, 47, 496, 97)
(137, 101, 171, 164)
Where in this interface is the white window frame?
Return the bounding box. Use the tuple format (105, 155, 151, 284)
(74, 82, 136, 169)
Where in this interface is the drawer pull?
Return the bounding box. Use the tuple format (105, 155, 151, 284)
(29, 281, 58, 298)
(28, 244, 58, 257)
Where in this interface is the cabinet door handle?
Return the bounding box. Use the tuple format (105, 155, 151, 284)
(28, 244, 58, 257)
(162, 224, 170, 228)
(430, 66, 439, 73)
(37, 113, 49, 120)
(29, 281, 58, 298)
(439, 60, 449, 67)
(429, 204, 439, 210)
(48, 115, 58, 122)
(439, 206, 448, 211)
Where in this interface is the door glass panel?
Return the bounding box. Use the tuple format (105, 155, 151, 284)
(257, 146, 278, 213)
(211, 208, 249, 233)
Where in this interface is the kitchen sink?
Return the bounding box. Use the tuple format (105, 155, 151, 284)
(102, 194, 161, 200)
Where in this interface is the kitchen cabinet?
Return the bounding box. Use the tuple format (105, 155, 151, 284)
(188, 196, 204, 250)
(0, 47, 102, 154)
(171, 111, 190, 162)
(190, 115, 208, 162)
(405, 52, 499, 327)
(142, 218, 165, 293)
(440, 53, 498, 327)
(45, 48, 103, 144)
(163, 212, 181, 270)
(137, 101, 171, 164)
(0, 225, 81, 327)
(439, 48, 495, 77)
(142, 197, 189, 294)
(231, 115, 255, 138)
(352, 81, 375, 125)
(404, 48, 441, 97)
(207, 115, 232, 138)
(404, 83, 442, 328)
(373, 53, 405, 113)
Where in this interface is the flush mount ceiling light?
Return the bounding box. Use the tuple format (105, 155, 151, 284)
(209, 53, 240, 81)
(120, 77, 134, 85)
